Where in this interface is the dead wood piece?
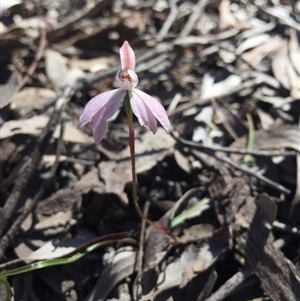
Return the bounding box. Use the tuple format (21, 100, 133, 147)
(195, 270, 217, 301)
(205, 267, 252, 301)
(236, 203, 300, 301)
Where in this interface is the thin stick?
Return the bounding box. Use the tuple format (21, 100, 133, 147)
(172, 131, 297, 157)
(192, 150, 291, 194)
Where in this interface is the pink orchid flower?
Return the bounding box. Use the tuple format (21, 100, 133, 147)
(78, 41, 171, 144)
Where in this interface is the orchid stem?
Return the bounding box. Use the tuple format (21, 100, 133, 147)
(124, 94, 176, 239)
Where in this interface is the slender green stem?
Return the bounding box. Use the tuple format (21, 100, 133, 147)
(0, 277, 11, 301)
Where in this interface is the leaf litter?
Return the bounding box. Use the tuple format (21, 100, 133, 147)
(0, 0, 300, 301)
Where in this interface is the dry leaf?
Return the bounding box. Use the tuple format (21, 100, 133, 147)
(0, 115, 48, 139)
(0, 72, 21, 109)
(236, 34, 270, 55)
(45, 49, 86, 90)
(10, 87, 56, 111)
(0, 115, 93, 143)
(272, 38, 300, 97)
(201, 73, 242, 100)
(69, 56, 115, 73)
(85, 247, 136, 301)
(45, 49, 69, 89)
(142, 241, 226, 301)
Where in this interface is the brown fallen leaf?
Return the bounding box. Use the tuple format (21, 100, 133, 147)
(272, 35, 300, 97)
(201, 73, 242, 101)
(34, 211, 76, 236)
(236, 34, 270, 56)
(45, 49, 86, 90)
(0, 115, 48, 139)
(0, 115, 93, 144)
(229, 125, 300, 159)
(68, 56, 115, 73)
(10, 87, 56, 112)
(236, 195, 300, 301)
(0, 72, 21, 109)
(241, 35, 282, 69)
(85, 247, 136, 301)
(289, 29, 300, 74)
(142, 239, 227, 301)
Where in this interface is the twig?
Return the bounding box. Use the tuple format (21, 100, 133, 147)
(0, 158, 31, 191)
(192, 149, 291, 194)
(172, 131, 297, 157)
(19, 29, 48, 89)
(205, 267, 252, 301)
(272, 220, 300, 235)
(179, 0, 209, 37)
(156, 0, 179, 41)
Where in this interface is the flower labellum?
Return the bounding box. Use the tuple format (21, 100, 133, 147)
(78, 41, 171, 144)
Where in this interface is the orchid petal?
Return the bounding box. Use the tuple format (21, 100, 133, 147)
(130, 91, 157, 133)
(92, 108, 109, 145)
(131, 89, 171, 133)
(120, 41, 135, 71)
(78, 89, 124, 128)
(91, 90, 126, 144)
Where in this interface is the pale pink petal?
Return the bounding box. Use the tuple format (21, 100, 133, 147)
(116, 69, 138, 90)
(129, 91, 157, 134)
(120, 41, 135, 71)
(92, 108, 109, 145)
(78, 89, 124, 128)
(131, 89, 171, 133)
(91, 90, 126, 144)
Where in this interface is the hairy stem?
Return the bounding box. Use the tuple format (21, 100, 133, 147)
(124, 94, 160, 228)
(124, 93, 176, 240)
